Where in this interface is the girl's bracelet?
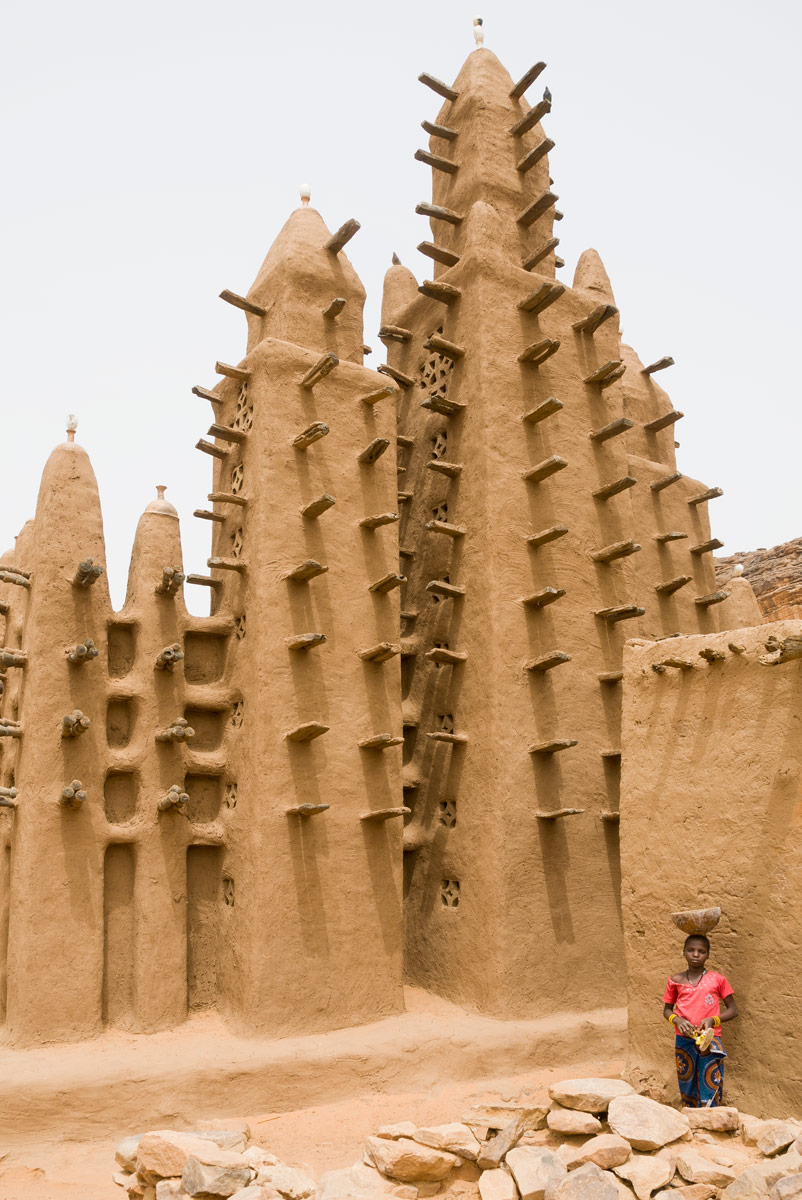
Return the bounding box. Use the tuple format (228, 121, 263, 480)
(668, 1014, 677, 1026)
(712, 1016, 721, 1028)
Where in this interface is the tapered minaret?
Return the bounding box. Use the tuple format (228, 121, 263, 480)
(4, 430, 113, 1043)
(388, 45, 731, 1018)
(188, 194, 405, 1035)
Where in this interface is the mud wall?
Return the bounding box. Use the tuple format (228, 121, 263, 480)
(620, 619, 802, 1116)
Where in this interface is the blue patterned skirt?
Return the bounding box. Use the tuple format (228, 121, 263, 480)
(675, 1035, 726, 1107)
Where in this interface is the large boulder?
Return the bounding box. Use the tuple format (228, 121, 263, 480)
(548, 1110, 603, 1137)
(412, 1122, 481, 1160)
(547, 1162, 620, 1200)
(364, 1135, 459, 1183)
(607, 1095, 690, 1151)
(675, 1149, 737, 1188)
(548, 1081, 634, 1115)
(478, 1169, 518, 1200)
(506, 1147, 567, 1200)
(559, 1136, 631, 1171)
(683, 1107, 740, 1132)
(613, 1154, 673, 1199)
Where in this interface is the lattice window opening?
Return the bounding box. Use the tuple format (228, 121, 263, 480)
(234, 615, 246, 641)
(439, 798, 457, 828)
(417, 327, 453, 401)
(233, 383, 254, 432)
(224, 781, 238, 809)
(223, 875, 235, 906)
(440, 878, 460, 908)
(230, 527, 245, 559)
(430, 431, 448, 461)
(436, 713, 455, 733)
(230, 700, 244, 728)
(230, 463, 245, 495)
(432, 501, 448, 523)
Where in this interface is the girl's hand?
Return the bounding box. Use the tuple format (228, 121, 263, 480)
(699, 1017, 715, 1031)
(675, 1018, 695, 1037)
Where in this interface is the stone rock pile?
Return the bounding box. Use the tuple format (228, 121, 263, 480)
(359, 1080, 802, 1200)
(112, 1081, 802, 1200)
(113, 1124, 317, 1200)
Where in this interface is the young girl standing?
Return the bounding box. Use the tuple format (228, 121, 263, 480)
(662, 933, 738, 1107)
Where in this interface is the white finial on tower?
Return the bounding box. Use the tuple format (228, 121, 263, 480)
(66, 414, 78, 443)
(473, 15, 484, 46)
(299, 184, 311, 207)
(733, 563, 744, 577)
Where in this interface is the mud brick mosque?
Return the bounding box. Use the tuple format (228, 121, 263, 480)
(1, 33, 800, 1121)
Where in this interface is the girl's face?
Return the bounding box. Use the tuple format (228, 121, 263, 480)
(684, 939, 709, 972)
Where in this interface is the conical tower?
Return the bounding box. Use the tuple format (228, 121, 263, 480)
(4, 432, 113, 1043)
(388, 46, 729, 1017)
(189, 195, 405, 1034)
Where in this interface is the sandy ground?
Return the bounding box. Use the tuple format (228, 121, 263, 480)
(0, 1053, 624, 1199)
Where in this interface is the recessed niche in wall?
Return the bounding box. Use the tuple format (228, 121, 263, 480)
(107, 699, 134, 748)
(108, 623, 136, 678)
(186, 845, 222, 1012)
(103, 843, 135, 1028)
(183, 633, 228, 685)
(104, 771, 137, 823)
(184, 707, 225, 752)
(184, 774, 222, 823)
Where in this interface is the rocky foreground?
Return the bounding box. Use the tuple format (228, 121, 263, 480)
(113, 1078, 802, 1200)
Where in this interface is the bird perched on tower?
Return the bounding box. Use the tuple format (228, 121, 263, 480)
(473, 15, 484, 46)
(543, 86, 552, 103)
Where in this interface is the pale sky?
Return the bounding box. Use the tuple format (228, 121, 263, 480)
(2, 0, 799, 612)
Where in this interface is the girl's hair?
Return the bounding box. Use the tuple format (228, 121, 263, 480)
(684, 933, 710, 952)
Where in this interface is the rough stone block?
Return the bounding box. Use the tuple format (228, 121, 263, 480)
(547, 1162, 620, 1200)
(506, 1146, 566, 1200)
(413, 1122, 481, 1160)
(365, 1136, 459, 1182)
(772, 1175, 802, 1200)
(758, 1125, 802, 1159)
(676, 1149, 737, 1188)
(548, 1110, 603, 1136)
(607, 1096, 690, 1151)
(478, 1113, 545, 1169)
(318, 1161, 388, 1199)
(181, 1156, 253, 1198)
(682, 1107, 739, 1133)
(254, 1164, 317, 1198)
(548, 1081, 635, 1114)
(378, 1123, 419, 1141)
(613, 1154, 673, 1199)
(479, 1168, 519, 1200)
(559, 1135, 631, 1171)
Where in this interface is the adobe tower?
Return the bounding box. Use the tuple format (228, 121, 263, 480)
(388, 47, 728, 1018)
